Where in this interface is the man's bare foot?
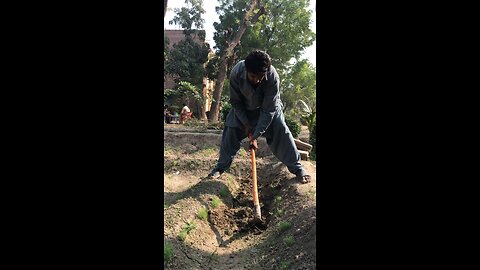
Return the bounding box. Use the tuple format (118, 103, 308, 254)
(299, 175, 312, 184)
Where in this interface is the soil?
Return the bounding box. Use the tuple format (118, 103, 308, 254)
(164, 126, 316, 270)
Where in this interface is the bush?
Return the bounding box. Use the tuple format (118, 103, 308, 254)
(309, 121, 316, 160)
(221, 103, 232, 121)
(284, 115, 301, 138)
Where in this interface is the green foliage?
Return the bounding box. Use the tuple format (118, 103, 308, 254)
(197, 207, 208, 221)
(164, 242, 173, 262)
(281, 60, 316, 118)
(309, 120, 316, 160)
(283, 235, 295, 247)
(221, 102, 232, 121)
(213, 0, 315, 75)
(177, 221, 197, 241)
(279, 260, 291, 270)
(274, 195, 282, 205)
(298, 100, 316, 135)
(277, 221, 292, 232)
(211, 196, 222, 208)
(166, 0, 210, 89)
(284, 115, 301, 138)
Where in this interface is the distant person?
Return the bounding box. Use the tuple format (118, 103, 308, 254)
(180, 103, 192, 124)
(207, 50, 311, 184)
(164, 105, 172, 124)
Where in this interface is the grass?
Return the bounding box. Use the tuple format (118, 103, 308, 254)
(211, 196, 222, 208)
(177, 221, 197, 242)
(219, 187, 229, 198)
(164, 242, 173, 262)
(307, 188, 316, 200)
(197, 207, 208, 221)
(279, 260, 291, 270)
(283, 235, 295, 247)
(238, 148, 247, 157)
(274, 209, 284, 217)
(164, 203, 169, 209)
(277, 221, 292, 232)
(274, 195, 282, 205)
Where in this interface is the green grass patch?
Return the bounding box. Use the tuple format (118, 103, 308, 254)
(283, 235, 295, 247)
(279, 260, 291, 270)
(197, 207, 208, 221)
(274, 209, 284, 217)
(211, 197, 222, 208)
(274, 195, 282, 205)
(177, 221, 197, 242)
(164, 242, 173, 262)
(277, 221, 292, 232)
(238, 148, 247, 157)
(307, 188, 316, 200)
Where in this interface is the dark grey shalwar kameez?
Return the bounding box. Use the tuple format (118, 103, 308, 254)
(213, 60, 307, 177)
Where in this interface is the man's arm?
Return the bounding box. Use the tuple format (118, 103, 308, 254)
(229, 71, 251, 129)
(251, 71, 280, 139)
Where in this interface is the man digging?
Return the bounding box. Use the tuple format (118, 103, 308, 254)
(208, 50, 312, 184)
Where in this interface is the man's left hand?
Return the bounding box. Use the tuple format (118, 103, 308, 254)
(248, 134, 258, 151)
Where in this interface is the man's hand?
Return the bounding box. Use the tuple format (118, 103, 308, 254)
(248, 133, 258, 151)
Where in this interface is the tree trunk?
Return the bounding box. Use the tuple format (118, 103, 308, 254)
(207, 1, 266, 122)
(164, 0, 168, 18)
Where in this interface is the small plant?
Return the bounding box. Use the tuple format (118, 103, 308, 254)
(177, 230, 188, 241)
(219, 187, 229, 198)
(177, 221, 197, 242)
(283, 235, 295, 247)
(238, 148, 247, 157)
(197, 207, 208, 221)
(279, 260, 291, 270)
(277, 221, 292, 232)
(307, 188, 316, 200)
(274, 195, 282, 205)
(164, 242, 173, 262)
(211, 197, 222, 208)
(275, 209, 284, 217)
(164, 203, 169, 209)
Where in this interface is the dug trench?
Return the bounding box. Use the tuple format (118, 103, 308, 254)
(164, 131, 316, 269)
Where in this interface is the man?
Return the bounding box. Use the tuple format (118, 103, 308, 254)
(208, 50, 312, 184)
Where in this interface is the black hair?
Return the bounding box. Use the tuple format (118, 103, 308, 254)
(244, 50, 271, 74)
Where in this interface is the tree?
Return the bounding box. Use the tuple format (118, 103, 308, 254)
(281, 59, 316, 116)
(207, 0, 315, 122)
(207, 0, 266, 122)
(164, 0, 168, 18)
(166, 0, 210, 119)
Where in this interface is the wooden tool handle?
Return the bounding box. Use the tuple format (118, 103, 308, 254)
(251, 148, 261, 219)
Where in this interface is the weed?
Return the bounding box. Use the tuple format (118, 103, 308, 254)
(164, 242, 173, 262)
(238, 148, 247, 157)
(274, 195, 282, 205)
(219, 187, 229, 198)
(211, 197, 221, 208)
(279, 260, 291, 270)
(283, 235, 294, 247)
(307, 188, 316, 200)
(177, 230, 188, 241)
(277, 221, 292, 232)
(177, 221, 197, 242)
(275, 209, 284, 217)
(197, 207, 208, 221)
(164, 203, 169, 209)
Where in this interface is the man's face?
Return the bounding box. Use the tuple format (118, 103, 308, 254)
(247, 71, 266, 87)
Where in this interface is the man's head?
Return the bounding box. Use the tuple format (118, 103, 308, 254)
(245, 50, 271, 87)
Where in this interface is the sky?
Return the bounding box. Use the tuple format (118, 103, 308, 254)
(164, 0, 316, 67)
